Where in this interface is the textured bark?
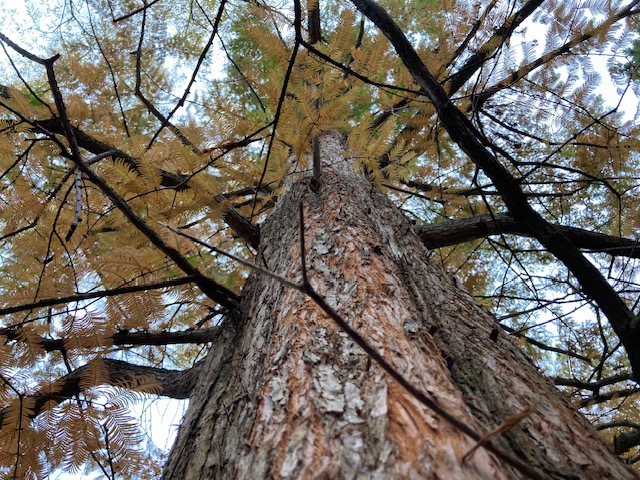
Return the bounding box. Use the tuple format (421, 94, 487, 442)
(163, 140, 634, 479)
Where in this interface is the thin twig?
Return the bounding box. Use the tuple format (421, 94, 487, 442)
(0, 276, 198, 318)
(112, 0, 163, 23)
(159, 222, 301, 290)
(65, 170, 83, 241)
(462, 404, 536, 462)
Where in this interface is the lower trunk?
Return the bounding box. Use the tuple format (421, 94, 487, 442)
(163, 144, 633, 479)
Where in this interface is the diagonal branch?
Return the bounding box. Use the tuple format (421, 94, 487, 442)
(350, 0, 640, 380)
(0, 85, 261, 248)
(472, 2, 640, 109)
(370, 0, 543, 156)
(33, 53, 240, 310)
(501, 324, 591, 363)
(73, 152, 241, 309)
(252, 1, 303, 215)
(445, 0, 545, 95)
(147, 0, 228, 147)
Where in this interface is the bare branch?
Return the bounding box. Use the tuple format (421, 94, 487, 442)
(554, 373, 633, 391)
(462, 404, 536, 462)
(614, 430, 640, 455)
(112, 0, 163, 23)
(501, 324, 592, 363)
(416, 214, 640, 259)
(159, 222, 301, 290)
(578, 387, 640, 408)
(0, 326, 221, 352)
(147, 0, 228, 148)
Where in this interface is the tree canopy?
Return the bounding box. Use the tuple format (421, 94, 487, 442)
(1, 0, 640, 477)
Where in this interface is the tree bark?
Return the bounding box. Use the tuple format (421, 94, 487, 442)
(163, 139, 634, 479)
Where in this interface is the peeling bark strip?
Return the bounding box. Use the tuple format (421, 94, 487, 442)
(163, 141, 633, 479)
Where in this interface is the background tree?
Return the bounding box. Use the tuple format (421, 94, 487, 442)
(1, 0, 640, 477)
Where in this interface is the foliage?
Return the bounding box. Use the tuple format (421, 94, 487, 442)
(0, 0, 640, 476)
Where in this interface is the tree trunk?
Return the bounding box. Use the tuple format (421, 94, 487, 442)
(163, 138, 634, 479)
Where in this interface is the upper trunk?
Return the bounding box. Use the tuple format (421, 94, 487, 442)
(163, 137, 634, 479)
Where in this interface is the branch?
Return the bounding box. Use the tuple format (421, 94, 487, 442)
(615, 430, 640, 455)
(597, 420, 640, 431)
(501, 324, 591, 363)
(146, 0, 228, 148)
(37, 54, 239, 310)
(35, 118, 191, 188)
(307, 0, 320, 44)
(554, 373, 633, 391)
(416, 213, 640, 259)
(0, 88, 261, 249)
(300, 41, 421, 95)
(0, 358, 202, 424)
(578, 387, 640, 408)
(159, 222, 300, 290)
(77, 157, 240, 309)
(112, 0, 163, 22)
(472, 3, 640, 109)
(595, 421, 640, 454)
(445, 0, 545, 95)
(350, 0, 640, 381)
(0, 276, 197, 318)
(252, 2, 302, 214)
(0, 326, 221, 352)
